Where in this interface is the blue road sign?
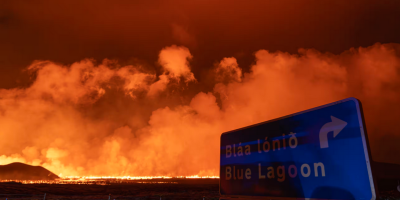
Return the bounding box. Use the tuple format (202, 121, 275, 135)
(220, 97, 376, 200)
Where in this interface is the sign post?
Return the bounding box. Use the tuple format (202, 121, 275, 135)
(220, 97, 376, 200)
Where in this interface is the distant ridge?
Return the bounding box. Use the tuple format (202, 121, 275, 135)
(0, 162, 59, 180)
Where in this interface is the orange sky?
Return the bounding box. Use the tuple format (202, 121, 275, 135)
(0, 0, 400, 177)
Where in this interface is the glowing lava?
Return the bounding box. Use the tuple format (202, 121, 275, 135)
(0, 175, 220, 184)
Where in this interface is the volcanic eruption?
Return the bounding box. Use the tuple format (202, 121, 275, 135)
(0, 43, 399, 179)
(0, 0, 400, 181)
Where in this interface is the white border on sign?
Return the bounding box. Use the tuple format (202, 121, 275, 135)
(219, 97, 377, 200)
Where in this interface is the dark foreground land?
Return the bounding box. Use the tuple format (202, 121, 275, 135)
(0, 179, 220, 200)
(0, 179, 400, 200)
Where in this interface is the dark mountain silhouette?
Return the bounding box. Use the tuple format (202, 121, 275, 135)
(0, 162, 59, 180)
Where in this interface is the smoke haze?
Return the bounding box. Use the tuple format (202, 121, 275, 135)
(2, 0, 400, 88)
(1, 0, 400, 177)
(0, 43, 400, 177)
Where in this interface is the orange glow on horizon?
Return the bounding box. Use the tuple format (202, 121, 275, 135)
(0, 175, 220, 185)
(1, 43, 400, 177)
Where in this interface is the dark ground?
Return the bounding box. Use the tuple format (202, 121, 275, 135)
(0, 180, 220, 200)
(0, 179, 399, 200)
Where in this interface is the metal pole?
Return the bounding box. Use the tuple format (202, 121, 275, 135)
(43, 193, 46, 200)
(397, 180, 400, 192)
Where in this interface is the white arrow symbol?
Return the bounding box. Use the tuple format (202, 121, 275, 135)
(319, 116, 347, 148)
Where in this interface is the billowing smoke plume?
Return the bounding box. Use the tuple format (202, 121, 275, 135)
(0, 43, 399, 177)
